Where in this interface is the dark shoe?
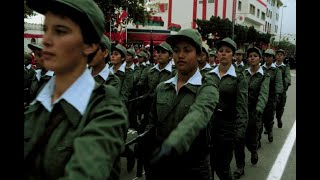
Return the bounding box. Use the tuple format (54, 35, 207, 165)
(233, 167, 245, 179)
(277, 119, 283, 128)
(268, 131, 273, 142)
(251, 152, 258, 165)
(257, 141, 261, 149)
(127, 155, 136, 173)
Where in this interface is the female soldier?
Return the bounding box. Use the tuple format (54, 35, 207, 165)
(259, 49, 283, 143)
(142, 28, 219, 180)
(88, 34, 121, 90)
(110, 44, 134, 106)
(24, 0, 128, 179)
(198, 42, 213, 76)
(207, 37, 248, 180)
(234, 47, 270, 178)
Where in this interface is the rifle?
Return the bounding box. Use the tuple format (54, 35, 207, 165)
(128, 95, 145, 103)
(125, 126, 154, 146)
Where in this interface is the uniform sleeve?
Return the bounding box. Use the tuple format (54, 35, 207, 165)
(163, 76, 219, 155)
(275, 68, 283, 94)
(120, 71, 134, 105)
(256, 74, 270, 114)
(284, 65, 291, 91)
(235, 73, 249, 139)
(61, 86, 129, 180)
(106, 74, 121, 92)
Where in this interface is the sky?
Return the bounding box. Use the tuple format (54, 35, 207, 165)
(24, 0, 296, 35)
(280, 0, 296, 34)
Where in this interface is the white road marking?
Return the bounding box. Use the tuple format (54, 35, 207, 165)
(267, 120, 296, 180)
(132, 172, 145, 180)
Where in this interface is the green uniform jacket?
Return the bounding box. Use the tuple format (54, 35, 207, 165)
(24, 83, 128, 180)
(200, 67, 213, 77)
(136, 65, 152, 95)
(234, 63, 247, 73)
(209, 71, 248, 139)
(148, 74, 219, 156)
(29, 74, 52, 104)
(145, 67, 176, 94)
(278, 65, 291, 91)
(94, 73, 121, 92)
(114, 70, 134, 105)
(244, 70, 270, 114)
(262, 66, 283, 103)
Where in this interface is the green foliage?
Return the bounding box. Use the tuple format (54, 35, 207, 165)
(271, 40, 296, 57)
(24, 0, 149, 32)
(24, 0, 35, 18)
(196, 15, 272, 49)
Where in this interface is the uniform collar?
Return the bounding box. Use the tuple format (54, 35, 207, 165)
(164, 70, 202, 94)
(200, 63, 212, 70)
(274, 62, 286, 67)
(262, 63, 276, 69)
(34, 68, 95, 115)
(245, 66, 264, 76)
(151, 60, 173, 72)
(235, 61, 244, 67)
(209, 64, 237, 79)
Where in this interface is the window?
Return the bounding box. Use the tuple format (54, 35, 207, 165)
(270, 11, 272, 19)
(238, 1, 242, 11)
(261, 12, 266, 20)
(208, 0, 214, 3)
(266, 8, 269, 17)
(257, 9, 260, 18)
(275, 25, 278, 33)
(250, 4, 255, 15)
(276, 13, 279, 21)
(265, 21, 267, 32)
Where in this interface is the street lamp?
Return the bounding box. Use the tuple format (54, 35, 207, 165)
(279, 5, 287, 43)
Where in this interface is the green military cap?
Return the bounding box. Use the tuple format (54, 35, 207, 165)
(216, 37, 237, 53)
(24, 52, 32, 60)
(137, 51, 147, 58)
(202, 42, 209, 57)
(276, 49, 285, 55)
(127, 49, 136, 57)
(28, 42, 43, 51)
(264, 49, 275, 56)
(112, 44, 127, 57)
(27, 0, 105, 43)
(235, 49, 244, 54)
(247, 47, 262, 57)
(166, 28, 202, 52)
(154, 42, 173, 54)
(100, 35, 111, 51)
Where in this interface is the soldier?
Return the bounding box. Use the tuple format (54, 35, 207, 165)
(234, 47, 270, 176)
(27, 42, 54, 106)
(24, 52, 35, 106)
(274, 49, 291, 128)
(208, 50, 217, 68)
(24, 0, 128, 179)
(234, 49, 246, 72)
(141, 28, 219, 180)
(88, 34, 121, 90)
(259, 49, 283, 144)
(207, 37, 248, 180)
(198, 42, 213, 76)
(110, 44, 134, 106)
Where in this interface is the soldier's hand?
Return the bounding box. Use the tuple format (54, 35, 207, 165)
(150, 143, 177, 166)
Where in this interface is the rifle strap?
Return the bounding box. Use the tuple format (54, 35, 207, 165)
(24, 104, 65, 174)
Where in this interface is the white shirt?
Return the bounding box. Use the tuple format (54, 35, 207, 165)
(200, 63, 212, 70)
(164, 69, 202, 94)
(273, 62, 286, 67)
(34, 68, 95, 115)
(245, 66, 264, 76)
(90, 64, 111, 81)
(209, 64, 237, 79)
(110, 63, 126, 74)
(235, 61, 244, 67)
(151, 60, 173, 72)
(262, 63, 276, 69)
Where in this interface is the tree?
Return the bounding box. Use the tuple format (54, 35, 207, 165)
(24, 0, 35, 18)
(24, 0, 150, 32)
(195, 16, 271, 49)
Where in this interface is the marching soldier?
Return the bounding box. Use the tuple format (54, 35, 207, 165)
(24, 0, 128, 179)
(259, 49, 283, 143)
(274, 49, 291, 128)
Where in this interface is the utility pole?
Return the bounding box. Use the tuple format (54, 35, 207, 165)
(279, 5, 287, 44)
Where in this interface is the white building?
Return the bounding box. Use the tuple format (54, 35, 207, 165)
(129, 0, 283, 35)
(24, 23, 44, 53)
